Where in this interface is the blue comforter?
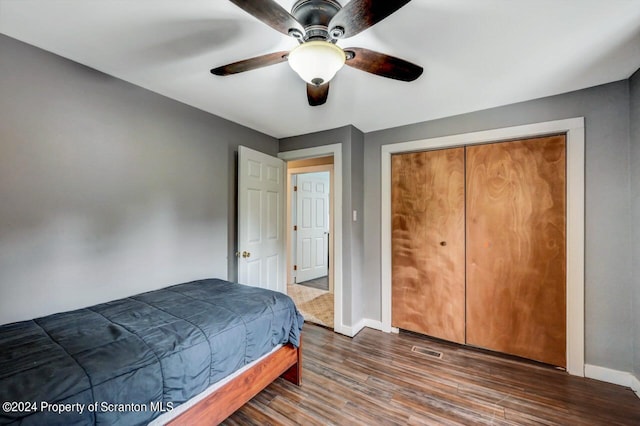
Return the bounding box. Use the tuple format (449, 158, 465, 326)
(0, 279, 304, 425)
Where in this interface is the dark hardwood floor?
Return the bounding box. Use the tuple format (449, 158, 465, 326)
(223, 324, 640, 425)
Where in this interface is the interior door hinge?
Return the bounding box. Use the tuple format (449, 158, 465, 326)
(294, 185, 297, 191)
(293, 225, 297, 231)
(293, 265, 297, 271)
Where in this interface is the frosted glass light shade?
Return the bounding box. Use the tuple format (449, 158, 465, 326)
(288, 41, 346, 86)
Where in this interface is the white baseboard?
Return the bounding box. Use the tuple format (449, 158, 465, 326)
(340, 318, 384, 337)
(632, 374, 640, 398)
(585, 364, 640, 399)
(360, 319, 383, 333)
(334, 324, 351, 337)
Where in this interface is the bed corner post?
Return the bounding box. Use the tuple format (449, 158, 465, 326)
(281, 336, 302, 386)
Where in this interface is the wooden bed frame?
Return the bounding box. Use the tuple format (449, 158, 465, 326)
(167, 338, 302, 425)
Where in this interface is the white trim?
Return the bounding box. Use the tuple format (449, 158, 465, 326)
(286, 172, 295, 286)
(361, 319, 383, 333)
(346, 320, 362, 337)
(344, 318, 384, 337)
(381, 117, 585, 376)
(286, 164, 334, 291)
(279, 144, 347, 336)
(585, 365, 640, 393)
(339, 324, 354, 337)
(632, 374, 640, 399)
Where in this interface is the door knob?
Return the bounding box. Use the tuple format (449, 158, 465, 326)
(440, 241, 447, 246)
(242, 251, 251, 258)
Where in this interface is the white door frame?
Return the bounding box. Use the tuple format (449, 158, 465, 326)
(288, 165, 334, 292)
(279, 144, 345, 335)
(380, 118, 585, 377)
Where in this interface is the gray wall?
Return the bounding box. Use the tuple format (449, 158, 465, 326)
(631, 69, 640, 378)
(0, 35, 277, 325)
(280, 125, 365, 327)
(364, 81, 634, 372)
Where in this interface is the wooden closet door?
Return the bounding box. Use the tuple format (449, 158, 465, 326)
(466, 135, 566, 367)
(391, 148, 466, 343)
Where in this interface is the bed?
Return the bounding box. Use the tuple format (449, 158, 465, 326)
(0, 279, 304, 425)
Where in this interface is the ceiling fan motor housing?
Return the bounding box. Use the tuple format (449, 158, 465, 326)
(291, 0, 342, 41)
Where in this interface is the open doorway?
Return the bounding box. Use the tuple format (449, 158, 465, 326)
(286, 156, 334, 329)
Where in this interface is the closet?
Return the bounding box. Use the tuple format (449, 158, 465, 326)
(391, 135, 566, 367)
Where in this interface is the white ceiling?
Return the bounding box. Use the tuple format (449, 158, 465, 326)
(1, 0, 640, 138)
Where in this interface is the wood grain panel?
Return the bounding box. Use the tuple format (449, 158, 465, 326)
(466, 135, 566, 367)
(391, 148, 466, 343)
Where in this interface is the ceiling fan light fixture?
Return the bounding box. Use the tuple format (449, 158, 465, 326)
(288, 41, 345, 86)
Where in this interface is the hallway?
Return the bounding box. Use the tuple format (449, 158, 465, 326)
(288, 276, 333, 329)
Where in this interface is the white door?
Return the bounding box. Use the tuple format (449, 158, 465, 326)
(237, 146, 285, 293)
(295, 172, 330, 283)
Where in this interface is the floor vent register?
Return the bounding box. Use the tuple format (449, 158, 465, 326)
(411, 345, 443, 359)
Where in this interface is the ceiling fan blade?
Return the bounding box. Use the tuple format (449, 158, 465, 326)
(307, 82, 330, 106)
(328, 0, 412, 39)
(344, 47, 423, 81)
(228, 0, 304, 38)
(211, 51, 289, 76)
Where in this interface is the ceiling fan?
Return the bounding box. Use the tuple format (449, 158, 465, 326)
(211, 0, 423, 106)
